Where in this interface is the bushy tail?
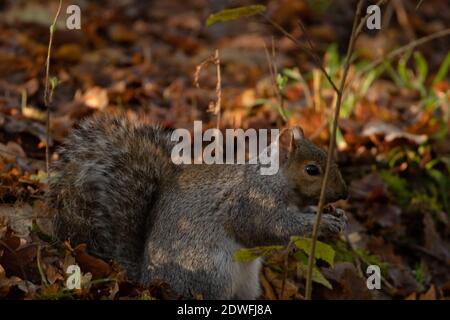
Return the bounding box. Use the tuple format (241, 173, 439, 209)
(48, 114, 177, 278)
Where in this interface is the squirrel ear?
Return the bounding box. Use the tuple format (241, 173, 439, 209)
(292, 126, 304, 141)
(278, 127, 302, 163)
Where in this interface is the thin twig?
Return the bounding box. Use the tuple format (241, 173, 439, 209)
(305, 0, 367, 300)
(263, 38, 288, 122)
(259, 13, 339, 94)
(415, 0, 424, 10)
(270, 37, 287, 122)
(392, 239, 450, 267)
(194, 49, 222, 128)
(214, 49, 222, 129)
(297, 19, 330, 85)
(361, 28, 450, 74)
(36, 244, 49, 287)
(44, 0, 63, 174)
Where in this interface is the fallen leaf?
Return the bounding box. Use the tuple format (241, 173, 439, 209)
(419, 285, 436, 300)
(82, 87, 109, 110)
(73, 244, 111, 279)
(362, 120, 427, 144)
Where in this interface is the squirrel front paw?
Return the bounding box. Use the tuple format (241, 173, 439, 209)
(320, 208, 347, 236)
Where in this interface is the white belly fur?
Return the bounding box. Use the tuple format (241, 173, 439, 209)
(217, 238, 262, 299)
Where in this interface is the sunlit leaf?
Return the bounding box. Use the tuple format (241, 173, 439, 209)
(297, 263, 333, 289)
(433, 51, 450, 85)
(206, 5, 266, 26)
(276, 73, 288, 91)
(233, 245, 283, 262)
(291, 236, 335, 267)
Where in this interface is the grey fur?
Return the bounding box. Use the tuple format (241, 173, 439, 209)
(48, 114, 348, 299)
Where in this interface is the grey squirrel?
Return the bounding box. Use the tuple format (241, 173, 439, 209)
(48, 114, 348, 299)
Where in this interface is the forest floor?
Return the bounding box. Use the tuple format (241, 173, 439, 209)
(0, 0, 449, 299)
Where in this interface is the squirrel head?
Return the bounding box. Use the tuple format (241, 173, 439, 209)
(279, 127, 348, 206)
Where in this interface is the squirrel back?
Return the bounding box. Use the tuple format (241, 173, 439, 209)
(48, 115, 177, 278)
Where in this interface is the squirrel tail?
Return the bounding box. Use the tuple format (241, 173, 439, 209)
(48, 114, 177, 278)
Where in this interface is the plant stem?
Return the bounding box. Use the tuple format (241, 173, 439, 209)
(305, 0, 366, 300)
(44, 0, 63, 174)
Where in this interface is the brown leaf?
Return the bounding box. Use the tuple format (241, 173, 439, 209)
(82, 87, 109, 110)
(0, 228, 37, 278)
(55, 44, 82, 62)
(388, 266, 418, 296)
(321, 262, 372, 300)
(260, 271, 277, 300)
(367, 237, 402, 265)
(350, 173, 389, 203)
(423, 213, 450, 262)
(263, 267, 298, 300)
(45, 264, 64, 285)
(371, 203, 402, 228)
(362, 120, 427, 145)
(0, 263, 26, 298)
(72, 244, 111, 279)
(419, 285, 436, 300)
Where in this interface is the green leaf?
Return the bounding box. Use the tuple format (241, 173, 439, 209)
(398, 52, 412, 87)
(306, 0, 333, 14)
(291, 236, 335, 267)
(276, 73, 288, 91)
(341, 92, 355, 118)
(413, 52, 428, 85)
(335, 127, 347, 150)
(311, 267, 332, 289)
(380, 170, 412, 207)
(324, 44, 340, 79)
(293, 250, 308, 264)
(355, 249, 389, 276)
(29, 170, 50, 183)
(282, 68, 302, 81)
(384, 60, 404, 87)
(358, 69, 379, 96)
(206, 5, 266, 26)
(50, 76, 59, 90)
(249, 98, 267, 108)
(297, 263, 333, 289)
(233, 245, 283, 262)
(433, 51, 450, 85)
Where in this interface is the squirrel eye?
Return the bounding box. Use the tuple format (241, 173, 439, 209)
(305, 164, 320, 176)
